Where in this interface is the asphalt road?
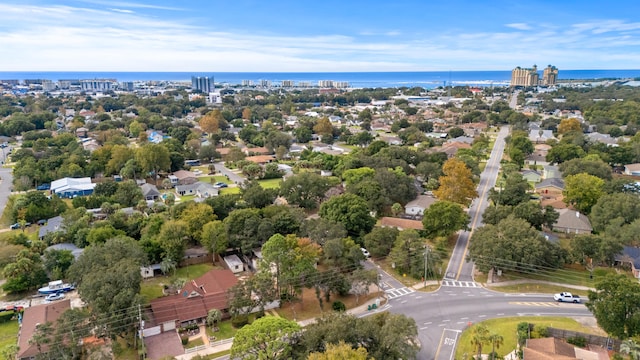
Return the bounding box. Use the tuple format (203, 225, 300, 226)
(444, 126, 509, 282)
(213, 162, 246, 185)
(0, 161, 14, 217)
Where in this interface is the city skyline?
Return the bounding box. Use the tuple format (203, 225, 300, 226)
(1, 0, 640, 72)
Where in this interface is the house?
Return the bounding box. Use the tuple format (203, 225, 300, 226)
(624, 163, 640, 176)
(521, 169, 542, 183)
(45, 243, 84, 259)
(615, 246, 640, 279)
(535, 178, 565, 195)
(39, 216, 64, 239)
(529, 129, 557, 143)
(432, 142, 471, 158)
(75, 127, 88, 138)
(446, 136, 474, 145)
(175, 182, 219, 198)
(243, 146, 271, 156)
(405, 195, 437, 216)
(524, 337, 606, 360)
(543, 165, 561, 179)
(141, 183, 161, 201)
(149, 269, 239, 329)
(50, 177, 96, 198)
(224, 254, 245, 274)
(245, 155, 275, 164)
(171, 170, 197, 185)
(379, 217, 423, 230)
(554, 209, 592, 234)
(141, 264, 163, 279)
(17, 299, 71, 360)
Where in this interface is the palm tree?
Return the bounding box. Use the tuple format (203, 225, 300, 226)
(621, 339, 640, 360)
(207, 308, 222, 331)
(470, 324, 490, 360)
(160, 257, 177, 276)
(488, 332, 504, 360)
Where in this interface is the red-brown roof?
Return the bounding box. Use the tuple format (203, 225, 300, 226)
(18, 299, 71, 359)
(379, 217, 423, 230)
(244, 147, 271, 155)
(246, 155, 275, 164)
(150, 269, 238, 325)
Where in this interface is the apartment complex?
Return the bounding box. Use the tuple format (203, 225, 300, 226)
(191, 76, 213, 93)
(511, 64, 558, 87)
(542, 65, 558, 86)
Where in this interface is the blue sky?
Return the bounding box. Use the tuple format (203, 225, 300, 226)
(1, 0, 640, 71)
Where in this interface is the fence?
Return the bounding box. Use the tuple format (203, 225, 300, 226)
(544, 327, 620, 351)
(184, 338, 234, 354)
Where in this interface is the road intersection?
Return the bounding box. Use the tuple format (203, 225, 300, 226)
(367, 126, 594, 359)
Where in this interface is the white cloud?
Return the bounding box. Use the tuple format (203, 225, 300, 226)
(505, 23, 532, 31)
(0, 3, 639, 71)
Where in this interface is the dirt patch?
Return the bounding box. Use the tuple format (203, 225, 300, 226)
(571, 316, 607, 336)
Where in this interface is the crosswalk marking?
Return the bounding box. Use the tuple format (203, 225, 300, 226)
(509, 301, 560, 307)
(441, 280, 481, 288)
(385, 287, 415, 299)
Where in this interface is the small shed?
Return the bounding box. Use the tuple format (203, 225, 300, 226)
(223, 254, 245, 274)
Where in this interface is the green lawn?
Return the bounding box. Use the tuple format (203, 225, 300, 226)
(0, 320, 19, 349)
(455, 317, 601, 359)
(179, 195, 196, 202)
(140, 264, 217, 303)
(220, 187, 241, 195)
(258, 178, 282, 189)
(185, 337, 205, 348)
(486, 283, 590, 296)
(494, 266, 620, 288)
(198, 175, 232, 185)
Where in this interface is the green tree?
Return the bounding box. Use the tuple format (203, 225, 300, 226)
(206, 308, 222, 330)
(157, 220, 189, 263)
(489, 173, 530, 206)
(224, 208, 264, 253)
(422, 201, 469, 238)
(621, 339, 640, 360)
(364, 227, 399, 258)
(488, 332, 504, 359)
(136, 143, 171, 177)
(231, 315, 301, 360)
(563, 173, 605, 213)
(280, 172, 333, 209)
(178, 202, 216, 241)
(389, 230, 426, 279)
(2, 249, 48, 293)
(67, 236, 146, 339)
(200, 220, 228, 257)
(470, 324, 490, 360)
(586, 274, 640, 339)
(590, 193, 640, 232)
(43, 249, 75, 280)
(106, 145, 135, 176)
(300, 218, 347, 246)
(319, 194, 375, 238)
(242, 181, 278, 208)
(468, 216, 565, 273)
(546, 143, 586, 164)
(307, 341, 368, 360)
(342, 167, 375, 186)
(434, 158, 478, 207)
(559, 157, 612, 180)
(323, 237, 364, 270)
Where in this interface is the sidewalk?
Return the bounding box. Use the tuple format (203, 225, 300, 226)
(175, 296, 388, 359)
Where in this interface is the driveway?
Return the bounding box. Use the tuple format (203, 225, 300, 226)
(213, 162, 246, 185)
(144, 331, 184, 360)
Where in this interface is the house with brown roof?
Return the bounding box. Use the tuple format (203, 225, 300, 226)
(624, 163, 640, 176)
(243, 146, 271, 156)
(150, 269, 238, 330)
(379, 217, 423, 230)
(524, 337, 605, 360)
(431, 142, 472, 158)
(18, 299, 71, 360)
(245, 155, 276, 165)
(171, 170, 197, 185)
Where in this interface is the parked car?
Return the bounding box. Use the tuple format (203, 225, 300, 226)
(9, 223, 20, 230)
(24, 222, 32, 227)
(553, 292, 581, 303)
(36, 219, 47, 226)
(361, 248, 371, 258)
(45, 293, 65, 302)
(36, 183, 51, 190)
(214, 182, 228, 188)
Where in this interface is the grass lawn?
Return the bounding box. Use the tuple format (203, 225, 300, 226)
(185, 337, 205, 348)
(206, 319, 241, 340)
(492, 265, 619, 288)
(179, 195, 196, 202)
(258, 178, 282, 189)
(487, 283, 590, 296)
(140, 264, 218, 302)
(274, 287, 381, 322)
(0, 320, 19, 349)
(455, 317, 602, 359)
(198, 175, 232, 184)
(220, 187, 241, 195)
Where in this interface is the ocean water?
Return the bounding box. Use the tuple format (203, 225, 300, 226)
(1, 70, 639, 88)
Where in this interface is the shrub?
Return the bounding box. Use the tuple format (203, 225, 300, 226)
(567, 336, 587, 348)
(531, 325, 548, 338)
(231, 314, 249, 328)
(181, 335, 188, 345)
(254, 310, 265, 319)
(332, 301, 346, 312)
(0, 312, 14, 323)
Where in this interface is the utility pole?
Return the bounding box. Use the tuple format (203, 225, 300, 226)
(424, 246, 430, 287)
(139, 304, 146, 360)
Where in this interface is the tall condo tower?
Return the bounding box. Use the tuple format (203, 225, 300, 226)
(191, 76, 213, 93)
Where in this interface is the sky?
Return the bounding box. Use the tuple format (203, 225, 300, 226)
(1, 0, 640, 72)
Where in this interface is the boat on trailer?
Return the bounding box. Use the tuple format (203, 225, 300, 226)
(38, 280, 75, 294)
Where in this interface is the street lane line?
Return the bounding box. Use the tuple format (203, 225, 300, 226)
(434, 329, 447, 360)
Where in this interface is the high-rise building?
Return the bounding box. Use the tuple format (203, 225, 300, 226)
(80, 79, 116, 91)
(42, 80, 56, 92)
(510, 65, 539, 87)
(241, 80, 254, 86)
(281, 80, 294, 87)
(542, 65, 558, 86)
(191, 76, 213, 93)
(259, 79, 271, 87)
(318, 80, 334, 87)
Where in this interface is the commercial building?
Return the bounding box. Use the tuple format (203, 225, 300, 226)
(281, 80, 295, 87)
(191, 76, 213, 93)
(80, 79, 116, 91)
(511, 65, 540, 87)
(542, 65, 559, 86)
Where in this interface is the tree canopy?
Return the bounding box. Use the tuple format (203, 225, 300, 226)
(587, 274, 640, 339)
(434, 158, 478, 207)
(231, 316, 302, 360)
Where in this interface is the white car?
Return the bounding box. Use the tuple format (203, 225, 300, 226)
(45, 293, 65, 302)
(361, 248, 371, 258)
